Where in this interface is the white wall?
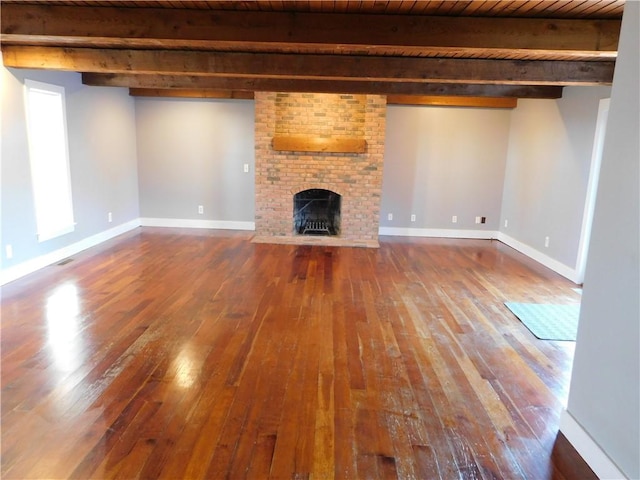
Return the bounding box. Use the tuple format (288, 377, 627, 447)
(1, 64, 139, 271)
(563, 2, 639, 478)
(381, 105, 511, 233)
(499, 86, 611, 272)
(135, 97, 255, 226)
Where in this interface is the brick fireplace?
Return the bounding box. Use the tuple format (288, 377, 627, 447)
(253, 92, 386, 248)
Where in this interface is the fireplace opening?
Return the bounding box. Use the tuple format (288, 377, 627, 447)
(293, 189, 341, 236)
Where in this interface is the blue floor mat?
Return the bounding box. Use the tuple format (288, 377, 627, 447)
(504, 302, 580, 341)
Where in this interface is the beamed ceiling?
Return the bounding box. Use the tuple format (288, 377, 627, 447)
(0, 1, 625, 103)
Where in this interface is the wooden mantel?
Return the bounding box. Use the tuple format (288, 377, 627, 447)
(271, 136, 367, 154)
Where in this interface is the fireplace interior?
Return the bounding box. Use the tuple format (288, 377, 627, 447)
(293, 189, 341, 236)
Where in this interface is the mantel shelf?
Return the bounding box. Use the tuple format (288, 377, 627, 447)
(271, 136, 366, 154)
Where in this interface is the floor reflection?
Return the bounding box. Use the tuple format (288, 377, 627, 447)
(174, 344, 198, 389)
(46, 282, 84, 373)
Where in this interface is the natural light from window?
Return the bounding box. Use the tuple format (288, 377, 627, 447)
(24, 79, 75, 242)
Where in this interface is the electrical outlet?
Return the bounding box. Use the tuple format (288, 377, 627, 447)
(387, 213, 393, 221)
(108, 212, 112, 223)
(481, 216, 486, 224)
(198, 205, 204, 215)
(243, 163, 249, 173)
(504, 219, 508, 228)
(475, 216, 481, 224)
(452, 215, 457, 223)
(5, 244, 13, 260)
(545, 236, 550, 248)
(410, 214, 416, 222)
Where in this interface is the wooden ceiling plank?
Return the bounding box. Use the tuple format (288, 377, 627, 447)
(483, 0, 517, 17)
(545, 0, 592, 17)
(2, 46, 614, 86)
(456, 0, 489, 16)
(591, 0, 626, 17)
(392, 1, 420, 14)
(0, 0, 625, 16)
(574, 0, 610, 16)
(435, 0, 472, 16)
(82, 73, 565, 98)
(413, 0, 446, 15)
(510, 0, 547, 17)
(0, 4, 620, 57)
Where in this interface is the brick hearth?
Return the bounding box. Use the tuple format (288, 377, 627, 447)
(253, 92, 386, 248)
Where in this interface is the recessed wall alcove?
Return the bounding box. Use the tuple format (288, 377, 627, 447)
(252, 92, 386, 248)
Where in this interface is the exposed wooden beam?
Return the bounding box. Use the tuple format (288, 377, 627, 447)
(2, 46, 614, 86)
(128, 89, 517, 107)
(0, 4, 620, 60)
(387, 95, 518, 108)
(129, 88, 254, 99)
(84, 73, 565, 98)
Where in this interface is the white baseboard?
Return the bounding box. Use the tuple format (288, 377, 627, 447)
(0, 219, 140, 286)
(378, 227, 498, 239)
(1, 218, 253, 285)
(496, 232, 580, 283)
(560, 410, 627, 479)
(140, 217, 255, 231)
(0, 222, 578, 286)
(378, 228, 580, 283)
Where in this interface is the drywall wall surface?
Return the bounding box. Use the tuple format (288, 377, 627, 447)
(566, 2, 640, 478)
(1, 64, 139, 268)
(500, 85, 611, 270)
(381, 105, 510, 230)
(135, 97, 255, 222)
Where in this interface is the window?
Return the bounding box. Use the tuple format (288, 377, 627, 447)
(24, 80, 75, 242)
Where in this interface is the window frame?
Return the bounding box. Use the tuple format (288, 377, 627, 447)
(23, 79, 75, 242)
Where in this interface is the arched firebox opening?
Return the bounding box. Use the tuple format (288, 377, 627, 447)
(293, 189, 341, 236)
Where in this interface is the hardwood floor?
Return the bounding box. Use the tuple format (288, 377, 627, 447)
(1, 228, 595, 479)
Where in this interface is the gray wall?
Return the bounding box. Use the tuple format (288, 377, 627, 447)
(135, 97, 255, 222)
(500, 86, 611, 268)
(1, 65, 139, 268)
(381, 105, 511, 230)
(566, 2, 639, 477)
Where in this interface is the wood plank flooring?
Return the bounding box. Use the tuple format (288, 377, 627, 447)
(1, 228, 595, 479)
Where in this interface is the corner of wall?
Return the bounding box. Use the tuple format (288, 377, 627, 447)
(0, 220, 140, 286)
(496, 232, 580, 283)
(560, 410, 627, 479)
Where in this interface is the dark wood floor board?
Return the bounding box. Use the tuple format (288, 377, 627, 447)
(220, 305, 292, 478)
(310, 297, 336, 478)
(1, 229, 596, 479)
(392, 297, 474, 478)
(159, 309, 259, 476)
(501, 327, 576, 397)
(331, 301, 359, 478)
(416, 321, 512, 478)
(268, 296, 321, 478)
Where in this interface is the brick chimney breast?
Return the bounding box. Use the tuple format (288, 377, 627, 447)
(253, 92, 386, 248)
